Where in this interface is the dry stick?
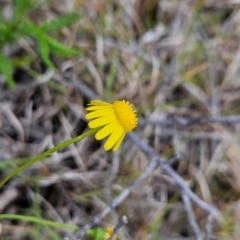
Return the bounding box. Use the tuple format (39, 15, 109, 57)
(139, 115, 240, 127)
(181, 191, 202, 240)
(65, 131, 218, 240)
(109, 215, 128, 240)
(65, 157, 161, 240)
(128, 132, 219, 219)
(204, 213, 214, 240)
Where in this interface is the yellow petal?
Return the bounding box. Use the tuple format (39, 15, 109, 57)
(85, 109, 115, 119)
(88, 115, 116, 128)
(105, 227, 114, 240)
(113, 132, 126, 151)
(90, 100, 111, 106)
(86, 106, 112, 111)
(104, 124, 124, 151)
(95, 122, 116, 140)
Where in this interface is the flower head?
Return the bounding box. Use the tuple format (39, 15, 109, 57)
(105, 227, 116, 240)
(86, 100, 138, 151)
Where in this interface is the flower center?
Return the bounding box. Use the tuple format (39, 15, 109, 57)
(113, 100, 138, 132)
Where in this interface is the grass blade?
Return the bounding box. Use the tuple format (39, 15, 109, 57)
(0, 214, 78, 230)
(0, 53, 15, 89)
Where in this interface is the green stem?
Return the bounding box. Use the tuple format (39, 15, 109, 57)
(0, 128, 99, 188)
(0, 214, 78, 230)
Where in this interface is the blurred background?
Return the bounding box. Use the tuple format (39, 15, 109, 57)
(0, 0, 240, 239)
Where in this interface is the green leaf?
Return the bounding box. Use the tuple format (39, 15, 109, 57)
(41, 13, 80, 31)
(0, 53, 15, 89)
(0, 22, 18, 44)
(12, 56, 34, 68)
(37, 33, 55, 69)
(19, 19, 83, 65)
(14, 0, 32, 20)
(86, 227, 107, 240)
(46, 36, 83, 56)
(17, 19, 37, 38)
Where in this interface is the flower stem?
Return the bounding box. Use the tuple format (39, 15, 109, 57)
(0, 214, 78, 230)
(0, 128, 99, 188)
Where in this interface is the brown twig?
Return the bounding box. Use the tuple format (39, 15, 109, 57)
(109, 215, 128, 240)
(181, 191, 202, 240)
(139, 115, 240, 127)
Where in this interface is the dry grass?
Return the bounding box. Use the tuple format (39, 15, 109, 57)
(1, 0, 240, 239)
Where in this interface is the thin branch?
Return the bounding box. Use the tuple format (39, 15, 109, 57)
(139, 115, 240, 127)
(204, 213, 214, 240)
(128, 132, 219, 218)
(109, 215, 128, 240)
(181, 191, 202, 240)
(64, 157, 161, 240)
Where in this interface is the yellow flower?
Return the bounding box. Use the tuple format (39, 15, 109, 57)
(86, 100, 138, 151)
(105, 227, 116, 240)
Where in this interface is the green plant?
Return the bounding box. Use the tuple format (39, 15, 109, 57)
(0, 0, 83, 88)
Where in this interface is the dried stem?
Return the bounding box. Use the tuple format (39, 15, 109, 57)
(181, 191, 202, 240)
(139, 115, 240, 127)
(109, 215, 128, 240)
